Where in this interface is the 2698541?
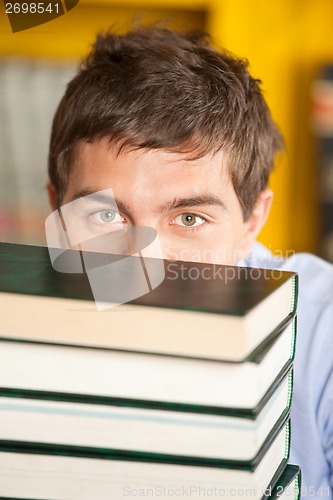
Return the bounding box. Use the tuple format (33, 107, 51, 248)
(5, 2, 60, 14)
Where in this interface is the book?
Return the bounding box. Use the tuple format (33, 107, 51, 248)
(0, 242, 298, 361)
(0, 241, 299, 499)
(0, 369, 292, 462)
(0, 416, 290, 500)
(0, 317, 295, 411)
(269, 464, 301, 499)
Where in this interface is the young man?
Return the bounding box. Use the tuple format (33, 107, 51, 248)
(47, 27, 333, 497)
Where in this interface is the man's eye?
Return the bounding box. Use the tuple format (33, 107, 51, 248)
(174, 213, 205, 228)
(91, 210, 124, 224)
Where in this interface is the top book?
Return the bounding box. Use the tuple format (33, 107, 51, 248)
(0, 242, 297, 362)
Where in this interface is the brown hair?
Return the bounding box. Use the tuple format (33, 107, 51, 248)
(48, 26, 283, 219)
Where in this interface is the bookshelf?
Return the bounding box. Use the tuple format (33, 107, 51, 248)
(1, 0, 333, 256)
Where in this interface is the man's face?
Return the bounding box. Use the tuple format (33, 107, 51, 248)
(53, 138, 271, 265)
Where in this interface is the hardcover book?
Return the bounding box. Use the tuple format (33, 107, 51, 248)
(269, 464, 301, 499)
(0, 242, 298, 361)
(0, 316, 295, 411)
(0, 369, 292, 462)
(0, 416, 290, 500)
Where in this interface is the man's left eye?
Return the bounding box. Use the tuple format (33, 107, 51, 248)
(174, 213, 205, 227)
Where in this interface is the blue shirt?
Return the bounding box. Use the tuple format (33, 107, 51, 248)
(239, 243, 333, 499)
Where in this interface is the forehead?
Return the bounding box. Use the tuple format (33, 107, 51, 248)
(71, 137, 227, 177)
(65, 138, 238, 209)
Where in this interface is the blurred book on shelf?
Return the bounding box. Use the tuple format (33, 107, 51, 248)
(312, 64, 333, 263)
(0, 58, 76, 245)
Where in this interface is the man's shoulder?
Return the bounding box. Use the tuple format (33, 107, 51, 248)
(243, 243, 333, 305)
(285, 253, 333, 310)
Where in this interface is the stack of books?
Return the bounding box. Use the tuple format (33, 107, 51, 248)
(0, 242, 301, 499)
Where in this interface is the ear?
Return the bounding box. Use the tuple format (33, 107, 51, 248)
(47, 182, 57, 212)
(239, 188, 273, 260)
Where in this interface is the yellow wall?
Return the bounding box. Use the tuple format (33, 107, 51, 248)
(0, 2, 206, 59)
(208, 0, 333, 255)
(1, 0, 333, 255)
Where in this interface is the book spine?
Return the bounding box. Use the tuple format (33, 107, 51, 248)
(290, 316, 297, 361)
(294, 468, 302, 500)
(287, 369, 294, 410)
(290, 275, 299, 316)
(284, 419, 291, 461)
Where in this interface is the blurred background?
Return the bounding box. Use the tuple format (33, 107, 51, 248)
(1, 0, 333, 261)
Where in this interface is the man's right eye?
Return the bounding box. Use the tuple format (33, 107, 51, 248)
(90, 209, 125, 226)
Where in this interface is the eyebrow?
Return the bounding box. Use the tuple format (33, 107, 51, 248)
(70, 188, 130, 213)
(159, 195, 227, 212)
(69, 188, 227, 215)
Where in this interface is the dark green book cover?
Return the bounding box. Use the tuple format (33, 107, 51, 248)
(0, 242, 298, 316)
(268, 464, 301, 499)
(0, 242, 298, 361)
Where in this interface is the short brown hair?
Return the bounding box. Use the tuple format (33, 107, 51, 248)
(48, 26, 283, 219)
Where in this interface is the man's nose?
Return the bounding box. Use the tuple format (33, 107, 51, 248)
(124, 223, 165, 261)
